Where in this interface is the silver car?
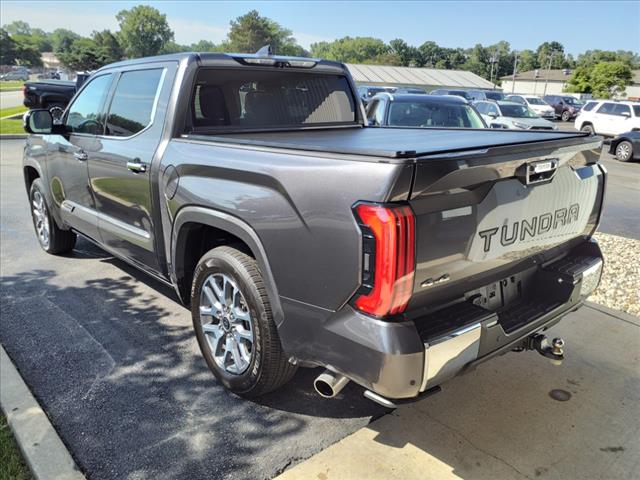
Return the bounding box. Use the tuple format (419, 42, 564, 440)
(475, 100, 558, 130)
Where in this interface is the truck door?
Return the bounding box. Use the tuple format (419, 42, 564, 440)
(47, 73, 114, 241)
(88, 64, 174, 274)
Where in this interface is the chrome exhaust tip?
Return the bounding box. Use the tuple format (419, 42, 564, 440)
(314, 370, 349, 398)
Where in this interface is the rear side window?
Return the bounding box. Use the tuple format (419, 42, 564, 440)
(190, 69, 357, 131)
(65, 74, 112, 134)
(612, 104, 631, 116)
(597, 103, 616, 115)
(634, 105, 640, 117)
(106, 69, 164, 137)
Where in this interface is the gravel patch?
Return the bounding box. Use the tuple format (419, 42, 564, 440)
(591, 233, 640, 317)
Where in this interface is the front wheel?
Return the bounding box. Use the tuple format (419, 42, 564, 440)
(191, 246, 297, 397)
(581, 124, 595, 135)
(615, 140, 633, 162)
(29, 178, 76, 254)
(561, 110, 572, 122)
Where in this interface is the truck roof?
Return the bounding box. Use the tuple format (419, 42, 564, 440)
(192, 127, 595, 159)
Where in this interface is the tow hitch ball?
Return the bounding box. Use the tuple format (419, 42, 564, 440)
(515, 334, 565, 366)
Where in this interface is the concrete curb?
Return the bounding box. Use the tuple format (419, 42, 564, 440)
(586, 301, 639, 326)
(0, 345, 85, 480)
(0, 134, 27, 139)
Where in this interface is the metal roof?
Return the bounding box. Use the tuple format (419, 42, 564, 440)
(502, 69, 640, 85)
(346, 63, 495, 89)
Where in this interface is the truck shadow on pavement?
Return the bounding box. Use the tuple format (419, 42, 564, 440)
(0, 245, 384, 480)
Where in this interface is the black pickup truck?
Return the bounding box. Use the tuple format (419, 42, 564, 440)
(23, 74, 90, 116)
(22, 52, 605, 407)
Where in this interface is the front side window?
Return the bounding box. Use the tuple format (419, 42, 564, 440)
(487, 104, 500, 116)
(65, 74, 112, 134)
(387, 101, 485, 128)
(582, 101, 598, 112)
(106, 69, 164, 137)
(475, 102, 488, 114)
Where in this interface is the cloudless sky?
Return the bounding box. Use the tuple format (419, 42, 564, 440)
(2, 1, 639, 55)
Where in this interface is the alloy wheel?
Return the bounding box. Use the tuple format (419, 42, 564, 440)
(32, 190, 50, 249)
(616, 142, 631, 161)
(199, 273, 254, 375)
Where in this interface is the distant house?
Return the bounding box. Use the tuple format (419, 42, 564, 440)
(501, 69, 640, 100)
(346, 64, 496, 91)
(41, 52, 61, 70)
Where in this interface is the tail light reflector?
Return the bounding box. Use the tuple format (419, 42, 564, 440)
(353, 203, 415, 318)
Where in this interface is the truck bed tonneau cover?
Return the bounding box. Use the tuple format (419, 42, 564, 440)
(190, 127, 591, 159)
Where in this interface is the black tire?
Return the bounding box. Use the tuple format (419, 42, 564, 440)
(561, 110, 571, 122)
(615, 140, 633, 162)
(191, 246, 297, 397)
(46, 103, 65, 122)
(29, 178, 76, 254)
(581, 123, 595, 135)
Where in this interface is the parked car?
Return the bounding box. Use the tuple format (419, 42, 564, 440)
(365, 93, 486, 128)
(357, 85, 396, 106)
(608, 131, 640, 161)
(429, 88, 472, 100)
(23, 51, 605, 406)
(468, 89, 506, 101)
(506, 95, 556, 120)
(23, 73, 91, 119)
(543, 95, 585, 122)
(1, 70, 29, 81)
(393, 87, 427, 94)
(575, 100, 640, 137)
(475, 100, 558, 130)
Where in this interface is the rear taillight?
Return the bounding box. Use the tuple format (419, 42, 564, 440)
(352, 203, 415, 318)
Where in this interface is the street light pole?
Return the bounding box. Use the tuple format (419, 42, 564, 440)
(511, 50, 518, 93)
(543, 52, 554, 96)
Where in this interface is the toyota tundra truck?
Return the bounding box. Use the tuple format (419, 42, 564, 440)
(22, 51, 605, 407)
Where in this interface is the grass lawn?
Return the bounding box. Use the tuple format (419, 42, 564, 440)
(0, 81, 24, 91)
(0, 106, 27, 134)
(0, 414, 32, 480)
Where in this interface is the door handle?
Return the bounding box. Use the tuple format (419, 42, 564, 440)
(73, 151, 88, 161)
(127, 159, 147, 173)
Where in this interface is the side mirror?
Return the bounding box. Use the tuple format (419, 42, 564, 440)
(487, 111, 498, 118)
(621, 111, 631, 118)
(23, 109, 53, 134)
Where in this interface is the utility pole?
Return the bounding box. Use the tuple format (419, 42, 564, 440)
(511, 50, 518, 93)
(489, 52, 499, 89)
(543, 52, 555, 96)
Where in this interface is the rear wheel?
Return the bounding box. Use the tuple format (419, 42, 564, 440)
(29, 178, 76, 254)
(615, 140, 633, 162)
(191, 246, 296, 397)
(581, 124, 595, 135)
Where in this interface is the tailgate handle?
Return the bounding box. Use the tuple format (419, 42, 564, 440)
(519, 158, 558, 186)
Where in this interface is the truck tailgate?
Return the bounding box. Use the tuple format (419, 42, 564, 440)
(406, 135, 604, 315)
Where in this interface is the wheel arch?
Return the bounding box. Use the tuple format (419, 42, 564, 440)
(171, 206, 284, 327)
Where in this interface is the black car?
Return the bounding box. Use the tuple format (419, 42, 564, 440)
(609, 131, 640, 162)
(543, 95, 585, 122)
(468, 89, 506, 101)
(429, 88, 472, 101)
(365, 93, 486, 128)
(393, 87, 427, 94)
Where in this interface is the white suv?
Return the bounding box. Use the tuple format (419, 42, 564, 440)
(575, 100, 640, 136)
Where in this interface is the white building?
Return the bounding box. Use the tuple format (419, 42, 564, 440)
(346, 63, 495, 91)
(501, 69, 640, 100)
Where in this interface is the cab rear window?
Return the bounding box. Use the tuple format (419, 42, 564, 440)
(189, 68, 357, 131)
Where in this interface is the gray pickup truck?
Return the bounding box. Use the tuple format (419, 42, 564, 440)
(23, 51, 605, 407)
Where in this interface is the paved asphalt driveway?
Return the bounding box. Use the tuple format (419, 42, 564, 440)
(0, 138, 638, 480)
(0, 139, 385, 480)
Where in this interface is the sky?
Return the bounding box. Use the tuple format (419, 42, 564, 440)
(2, 0, 639, 55)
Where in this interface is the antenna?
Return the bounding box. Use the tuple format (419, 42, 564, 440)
(256, 45, 274, 56)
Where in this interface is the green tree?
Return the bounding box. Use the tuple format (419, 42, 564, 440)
(536, 41, 566, 69)
(58, 38, 109, 71)
(226, 10, 304, 55)
(577, 49, 640, 68)
(0, 28, 19, 64)
(2, 20, 31, 36)
(310, 36, 389, 63)
(389, 38, 420, 66)
(418, 41, 443, 67)
(160, 41, 191, 54)
(116, 5, 174, 58)
(92, 30, 123, 64)
(462, 44, 490, 78)
(50, 28, 80, 54)
(190, 40, 222, 52)
(566, 61, 633, 98)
